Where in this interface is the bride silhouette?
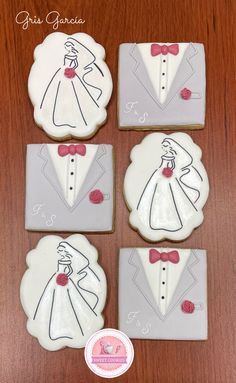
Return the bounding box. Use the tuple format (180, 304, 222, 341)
(137, 138, 203, 232)
(40, 37, 103, 129)
(32, 241, 101, 341)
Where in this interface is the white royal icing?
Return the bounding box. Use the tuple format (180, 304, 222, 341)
(124, 133, 209, 242)
(47, 144, 98, 207)
(138, 43, 188, 103)
(138, 248, 190, 315)
(28, 32, 113, 140)
(20, 234, 107, 351)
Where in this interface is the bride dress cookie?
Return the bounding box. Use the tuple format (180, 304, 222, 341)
(28, 32, 113, 140)
(20, 234, 107, 351)
(124, 133, 209, 242)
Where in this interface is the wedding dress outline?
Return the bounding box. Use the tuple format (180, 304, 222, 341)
(33, 241, 100, 341)
(137, 138, 203, 232)
(39, 38, 104, 129)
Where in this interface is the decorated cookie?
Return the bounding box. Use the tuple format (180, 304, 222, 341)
(20, 234, 107, 351)
(119, 248, 207, 340)
(25, 143, 114, 232)
(118, 42, 205, 129)
(28, 32, 113, 140)
(124, 133, 209, 242)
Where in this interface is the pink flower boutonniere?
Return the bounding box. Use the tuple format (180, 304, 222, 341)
(180, 88, 192, 100)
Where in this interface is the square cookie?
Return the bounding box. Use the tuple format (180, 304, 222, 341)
(25, 144, 114, 232)
(119, 248, 207, 340)
(118, 42, 206, 129)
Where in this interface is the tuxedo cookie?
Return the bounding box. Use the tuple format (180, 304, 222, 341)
(124, 133, 209, 242)
(25, 143, 114, 232)
(20, 234, 107, 351)
(28, 32, 113, 140)
(118, 42, 205, 129)
(119, 248, 207, 340)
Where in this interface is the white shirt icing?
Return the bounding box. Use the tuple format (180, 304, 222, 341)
(138, 248, 190, 315)
(138, 43, 189, 103)
(47, 144, 98, 207)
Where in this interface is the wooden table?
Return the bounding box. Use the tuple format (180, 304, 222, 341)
(1, 0, 236, 381)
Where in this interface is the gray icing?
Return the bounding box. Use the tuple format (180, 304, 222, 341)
(118, 42, 206, 128)
(25, 144, 114, 232)
(119, 248, 207, 340)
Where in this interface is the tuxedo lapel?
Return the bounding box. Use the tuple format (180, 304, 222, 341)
(165, 250, 199, 316)
(38, 144, 69, 208)
(38, 144, 106, 212)
(130, 43, 198, 110)
(129, 249, 164, 320)
(129, 248, 199, 321)
(71, 144, 106, 210)
(163, 43, 198, 107)
(130, 44, 162, 108)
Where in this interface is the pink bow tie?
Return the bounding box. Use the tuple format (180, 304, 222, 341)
(151, 43, 179, 56)
(149, 249, 180, 264)
(58, 144, 86, 157)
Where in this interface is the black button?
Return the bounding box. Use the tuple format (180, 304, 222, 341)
(162, 282, 165, 285)
(161, 296, 165, 299)
(162, 73, 165, 75)
(70, 172, 74, 175)
(162, 86, 165, 89)
(69, 187, 73, 190)
(71, 159, 74, 162)
(163, 59, 166, 63)
(163, 267, 166, 271)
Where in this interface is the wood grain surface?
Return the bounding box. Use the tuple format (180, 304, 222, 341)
(0, 0, 236, 382)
